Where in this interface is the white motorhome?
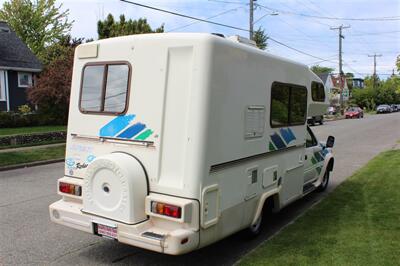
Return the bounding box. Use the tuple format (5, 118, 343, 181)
(49, 33, 335, 255)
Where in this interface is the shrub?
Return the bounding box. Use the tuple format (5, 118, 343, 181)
(18, 105, 32, 114)
(0, 111, 62, 128)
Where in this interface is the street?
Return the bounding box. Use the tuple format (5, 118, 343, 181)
(1, 113, 399, 265)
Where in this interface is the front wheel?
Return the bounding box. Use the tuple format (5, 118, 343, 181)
(317, 171, 330, 192)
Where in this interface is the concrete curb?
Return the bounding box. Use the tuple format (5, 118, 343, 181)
(0, 158, 64, 172)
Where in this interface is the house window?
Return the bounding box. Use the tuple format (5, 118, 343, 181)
(80, 62, 130, 114)
(18, 72, 32, 87)
(270, 82, 308, 128)
(311, 81, 325, 102)
(0, 70, 5, 100)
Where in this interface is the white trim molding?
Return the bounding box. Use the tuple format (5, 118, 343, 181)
(0, 66, 42, 73)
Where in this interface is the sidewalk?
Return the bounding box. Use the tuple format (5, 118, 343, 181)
(0, 143, 65, 153)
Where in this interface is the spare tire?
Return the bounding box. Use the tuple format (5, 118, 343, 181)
(83, 152, 148, 224)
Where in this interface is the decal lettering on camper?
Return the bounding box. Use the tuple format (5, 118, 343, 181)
(99, 114, 154, 141)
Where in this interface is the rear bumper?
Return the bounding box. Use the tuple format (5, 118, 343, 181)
(49, 200, 199, 255)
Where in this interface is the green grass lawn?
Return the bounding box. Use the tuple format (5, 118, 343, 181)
(0, 145, 65, 167)
(0, 125, 66, 136)
(240, 149, 400, 266)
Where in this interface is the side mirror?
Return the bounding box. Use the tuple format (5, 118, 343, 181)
(326, 136, 335, 148)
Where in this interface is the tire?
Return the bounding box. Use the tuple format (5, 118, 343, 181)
(309, 119, 315, 126)
(319, 119, 323, 125)
(317, 170, 330, 192)
(246, 198, 273, 237)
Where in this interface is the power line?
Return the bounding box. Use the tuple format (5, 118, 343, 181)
(120, 0, 250, 32)
(256, 3, 400, 21)
(120, 0, 341, 64)
(167, 8, 240, 32)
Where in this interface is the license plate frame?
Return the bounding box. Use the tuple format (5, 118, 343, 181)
(94, 223, 118, 240)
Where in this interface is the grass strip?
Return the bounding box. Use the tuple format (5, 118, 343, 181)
(0, 145, 66, 167)
(239, 150, 400, 266)
(0, 139, 65, 150)
(0, 125, 66, 136)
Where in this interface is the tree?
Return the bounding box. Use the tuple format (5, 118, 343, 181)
(253, 27, 268, 50)
(98, 14, 164, 39)
(345, 72, 354, 91)
(0, 0, 73, 61)
(28, 36, 83, 124)
(350, 75, 400, 110)
(310, 65, 334, 75)
(396, 55, 400, 74)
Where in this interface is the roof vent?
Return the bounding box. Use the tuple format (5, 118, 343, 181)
(211, 33, 225, 38)
(227, 35, 257, 48)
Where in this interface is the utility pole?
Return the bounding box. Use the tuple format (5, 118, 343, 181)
(330, 25, 350, 114)
(250, 0, 255, 40)
(368, 53, 382, 88)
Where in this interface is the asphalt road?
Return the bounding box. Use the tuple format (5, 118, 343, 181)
(1, 113, 399, 265)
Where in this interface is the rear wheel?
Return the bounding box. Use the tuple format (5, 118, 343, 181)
(246, 198, 274, 237)
(317, 171, 330, 192)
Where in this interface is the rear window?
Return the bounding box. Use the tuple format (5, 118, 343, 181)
(80, 62, 130, 114)
(311, 81, 325, 102)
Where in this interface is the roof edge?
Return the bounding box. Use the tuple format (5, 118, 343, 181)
(0, 66, 42, 72)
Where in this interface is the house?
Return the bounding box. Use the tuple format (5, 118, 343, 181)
(0, 21, 42, 112)
(349, 78, 364, 89)
(317, 73, 349, 106)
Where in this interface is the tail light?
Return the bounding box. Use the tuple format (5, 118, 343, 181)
(151, 201, 181, 219)
(59, 182, 82, 196)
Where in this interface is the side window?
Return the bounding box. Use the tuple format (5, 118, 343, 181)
(290, 86, 308, 125)
(306, 126, 318, 147)
(270, 82, 308, 128)
(80, 63, 130, 114)
(311, 81, 325, 102)
(271, 84, 289, 127)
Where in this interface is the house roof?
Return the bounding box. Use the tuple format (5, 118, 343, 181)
(0, 21, 42, 72)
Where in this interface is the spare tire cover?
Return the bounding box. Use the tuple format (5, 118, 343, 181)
(83, 152, 147, 224)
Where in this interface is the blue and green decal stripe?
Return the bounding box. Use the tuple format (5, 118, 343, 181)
(99, 115, 135, 137)
(268, 128, 297, 151)
(117, 123, 146, 139)
(279, 128, 296, 144)
(99, 114, 154, 141)
(270, 132, 286, 150)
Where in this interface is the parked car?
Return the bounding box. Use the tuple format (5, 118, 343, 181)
(376, 104, 392, 113)
(307, 115, 324, 126)
(345, 107, 364, 119)
(391, 104, 398, 112)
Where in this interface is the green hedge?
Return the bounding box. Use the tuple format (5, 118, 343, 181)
(0, 112, 65, 128)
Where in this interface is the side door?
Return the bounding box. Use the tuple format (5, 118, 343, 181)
(304, 126, 323, 184)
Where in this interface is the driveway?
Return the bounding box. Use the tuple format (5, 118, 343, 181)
(1, 113, 399, 265)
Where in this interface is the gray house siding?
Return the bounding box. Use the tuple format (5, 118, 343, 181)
(8, 70, 30, 111)
(0, 101, 6, 111)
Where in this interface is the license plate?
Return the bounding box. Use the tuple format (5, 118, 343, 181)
(95, 223, 118, 240)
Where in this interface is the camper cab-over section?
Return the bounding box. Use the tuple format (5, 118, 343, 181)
(49, 33, 334, 255)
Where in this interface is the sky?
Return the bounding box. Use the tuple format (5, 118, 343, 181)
(2, 0, 400, 78)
